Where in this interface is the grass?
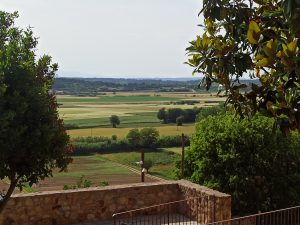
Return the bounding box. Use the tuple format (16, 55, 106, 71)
(99, 149, 180, 180)
(11, 156, 151, 192)
(68, 124, 195, 138)
(0, 147, 183, 193)
(64, 112, 160, 128)
(161, 147, 183, 155)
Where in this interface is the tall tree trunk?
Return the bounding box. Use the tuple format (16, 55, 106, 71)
(0, 178, 17, 214)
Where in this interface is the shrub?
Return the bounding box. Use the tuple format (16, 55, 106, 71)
(176, 116, 184, 126)
(158, 135, 190, 147)
(196, 103, 226, 121)
(139, 128, 159, 149)
(143, 159, 154, 172)
(182, 114, 300, 215)
(126, 128, 141, 148)
(110, 115, 120, 128)
(98, 181, 109, 187)
(111, 135, 117, 140)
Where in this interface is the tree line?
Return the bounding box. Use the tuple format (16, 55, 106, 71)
(157, 107, 201, 125)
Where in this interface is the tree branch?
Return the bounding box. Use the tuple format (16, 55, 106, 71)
(0, 176, 18, 214)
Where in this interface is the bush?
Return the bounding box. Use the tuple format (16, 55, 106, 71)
(110, 115, 120, 128)
(143, 159, 154, 172)
(71, 132, 189, 156)
(182, 114, 300, 215)
(126, 128, 141, 148)
(111, 135, 117, 140)
(196, 103, 226, 121)
(139, 128, 159, 149)
(176, 116, 184, 126)
(157, 107, 201, 124)
(158, 135, 190, 147)
(72, 139, 131, 155)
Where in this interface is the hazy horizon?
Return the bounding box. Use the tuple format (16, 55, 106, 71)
(1, 0, 204, 79)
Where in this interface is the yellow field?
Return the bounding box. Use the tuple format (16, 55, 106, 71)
(59, 103, 202, 121)
(68, 124, 195, 138)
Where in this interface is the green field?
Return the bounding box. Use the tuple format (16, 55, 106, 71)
(65, 112, 160, 128)
(16, 92, 222, 191)
(58, 95, 180, 104)
(96, 149, 181, 180)
(57, 93, 225, 130)
(0, 148, 181, 193)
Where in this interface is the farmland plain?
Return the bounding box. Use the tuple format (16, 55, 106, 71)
(0, 92, 225, 193)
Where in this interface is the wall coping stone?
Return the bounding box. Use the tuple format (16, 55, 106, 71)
(177, 180, 230, 198)
(11, 181, 178, 198)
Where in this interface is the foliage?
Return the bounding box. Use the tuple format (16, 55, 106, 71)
(183, 107, 202, 122)
(72, 133, 188, 156)
(186, 0, 300, 133)
(176, 116, 184, 126)
(101, 150, 181, 180)
(63, 175, 92, 190)
(139, 127, 160, 149)
(72, 139, 130, 155)
(53, 77, 202, 95)
(0, 11, 72, 212)
(157, 135, 190, 147)
(167, 108, 185, 123)
(196, 103, 226, 121)
(126, 128, 141, 148)
(99, 181, 109, 187)
(109, 115, 120, 128)
(111, 134, 117, 140)
(157, 107, 168, 123)
(157, 107, 201, 124)
(182, 114, 300, 215)
(143, 159, 154, 172)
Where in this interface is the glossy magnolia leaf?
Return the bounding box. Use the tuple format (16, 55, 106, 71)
(202, 33, 210, 48)
(287, 40, 298, 53)
(255, 54, 264, 60)
(263, 39, 276, 57)
(247, 21, 260, 45)
(196, 36, 201, 48)
(257, 58, 270, 67)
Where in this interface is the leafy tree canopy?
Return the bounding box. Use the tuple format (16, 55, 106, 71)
(0, 11, 72, 212)
(182, 114, 300, 215)
(186, 0, 300, 134)
(109, 115, 120, 128)
(139, 127, 160, 149)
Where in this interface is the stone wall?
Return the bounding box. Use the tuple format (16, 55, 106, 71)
(0, 180, 231, 225)
(178, 180, 231, 224)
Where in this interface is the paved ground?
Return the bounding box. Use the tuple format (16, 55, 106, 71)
(73, 214, 198, 225)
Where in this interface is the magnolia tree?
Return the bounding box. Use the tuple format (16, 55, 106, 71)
(0, 11, 72, 212)
(186, 0, 300, 134)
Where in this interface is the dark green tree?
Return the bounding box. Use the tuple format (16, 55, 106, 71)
(182, 114, 300, 215)
(126, 128, 141, 148)
(0, 11, 72, 212)
(109, 115, 120, 128)
(139, 128, 159, 149)
(167, 108, 184, 123)
(157, 107, 168, 124)
(186, 0, 300, 133)
(176, 116, 184, 126)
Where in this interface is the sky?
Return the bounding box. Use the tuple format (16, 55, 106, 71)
(1, 0, 204, 78)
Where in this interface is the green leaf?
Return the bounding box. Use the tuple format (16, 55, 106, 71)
(247, 21, 260, 45)
(257, 58, 270, 67)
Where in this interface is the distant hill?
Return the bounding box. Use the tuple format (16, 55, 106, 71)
(52, 77, 259, 95)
